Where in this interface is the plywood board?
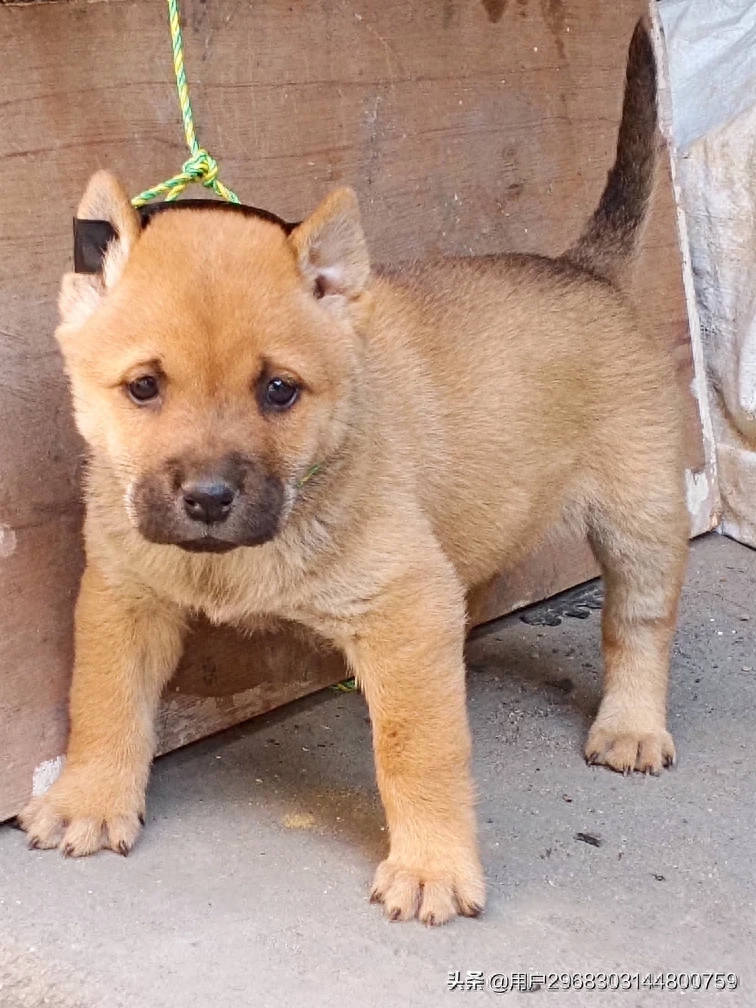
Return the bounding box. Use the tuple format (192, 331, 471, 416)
(0, 0, 714, 820)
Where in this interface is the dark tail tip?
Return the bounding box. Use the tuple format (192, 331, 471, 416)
(563, 18, 659, 285)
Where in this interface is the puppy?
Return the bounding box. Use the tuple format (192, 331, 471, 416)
(20, 21, 688, 925)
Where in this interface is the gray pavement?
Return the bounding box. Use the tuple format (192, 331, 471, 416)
(1, 532, 754, 1007)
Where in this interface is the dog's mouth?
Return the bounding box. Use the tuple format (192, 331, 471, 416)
(176, 538, 241, 554)
(139, 521, 281, 554)
(174, 531, 275, 553)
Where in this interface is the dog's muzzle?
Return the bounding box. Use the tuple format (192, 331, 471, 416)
(132, 453, 284, 552)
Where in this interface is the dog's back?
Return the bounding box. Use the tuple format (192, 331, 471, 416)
(363, 19, 681, 587)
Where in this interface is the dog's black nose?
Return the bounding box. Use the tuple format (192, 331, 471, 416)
(182, 481, 236, 524)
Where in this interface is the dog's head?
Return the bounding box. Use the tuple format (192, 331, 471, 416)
(57, 172, 372, 553)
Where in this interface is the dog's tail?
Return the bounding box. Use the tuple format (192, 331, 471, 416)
(562, 18, 658, 287)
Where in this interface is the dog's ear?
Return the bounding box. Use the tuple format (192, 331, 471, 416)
(290, 188, 371, 302)
(58, 171, 140, 330)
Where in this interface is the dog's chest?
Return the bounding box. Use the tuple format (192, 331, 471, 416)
(151, 546, 368, 649)
(139, 547, 275, 623)
(150, 549, 301, 622)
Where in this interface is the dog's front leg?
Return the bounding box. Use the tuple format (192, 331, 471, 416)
(346, 560, 484, 925)
(19, 562, 186, 856)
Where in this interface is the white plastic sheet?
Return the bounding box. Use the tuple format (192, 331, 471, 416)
(659, 0, 756, 546)
(660, 0, 756, 153)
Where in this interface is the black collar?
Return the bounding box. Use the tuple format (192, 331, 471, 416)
(73, 199, 299, 274)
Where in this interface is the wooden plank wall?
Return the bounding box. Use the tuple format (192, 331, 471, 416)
(0, 0, 712, 819)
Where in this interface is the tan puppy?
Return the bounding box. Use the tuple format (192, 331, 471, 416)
(20, 22, 688, 925)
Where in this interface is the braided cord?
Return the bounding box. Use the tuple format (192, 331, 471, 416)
(131, 0, 239, 207)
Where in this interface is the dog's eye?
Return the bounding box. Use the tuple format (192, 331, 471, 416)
(264, 377, 299, 410)
(127, 375, 160, 404)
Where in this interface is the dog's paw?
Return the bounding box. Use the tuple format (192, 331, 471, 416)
(18, 769, 144, 857)
(370, 853, 485, 926)
(585, 724, 675, 775)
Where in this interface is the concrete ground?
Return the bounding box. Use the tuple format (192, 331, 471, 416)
(1, 532, 754, 1007)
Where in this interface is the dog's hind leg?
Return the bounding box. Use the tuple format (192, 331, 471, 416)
(584, 463, 689, 775)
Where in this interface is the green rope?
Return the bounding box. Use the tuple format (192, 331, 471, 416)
(331, 678, 358, 693)
(295, 463, 323, 489)
(132, 0, 239, 207)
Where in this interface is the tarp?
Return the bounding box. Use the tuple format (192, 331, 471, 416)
(659, 0, 756, 546)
